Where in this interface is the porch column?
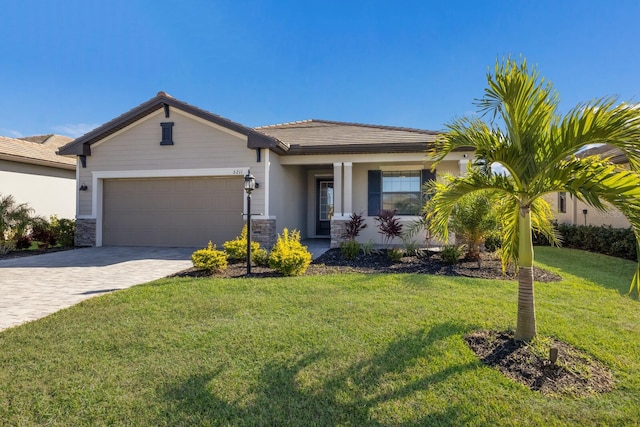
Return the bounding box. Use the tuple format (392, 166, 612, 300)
(333, 162, 343, 216)
(343, 162, 353, 216)
(458, 159, 469, 177)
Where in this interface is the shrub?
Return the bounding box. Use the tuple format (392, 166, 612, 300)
(268, 228, 312, 276)
(252, 248, 270, 267)
(340, 240, 360, 260)
(0, 240, 15, 255)
(375, 210, 403, 248)
(223, 225, 260, 262)
(341, 212, 367, 240)
(534, 224, 637, 261)
(402, 238, 419, 256)
(387, 247, 403, 262)
(484, 230, 502, 252)
(14, 235, 31, 250)
(362, 239, 380, 256)
(31, 218, 57, 248)
(441, 245, 463, 265)
(191, 241, 228, 272)
(50, 215, 75, 247)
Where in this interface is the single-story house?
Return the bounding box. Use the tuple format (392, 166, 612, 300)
(58, 92, 473, 248)
(0, 134, 76, 218)
(551, 144, 631, 228)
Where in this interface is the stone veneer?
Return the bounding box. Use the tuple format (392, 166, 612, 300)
(251, 218, 276, 249)
(330, 218, 349, 248)
(75, 218, 96, 247)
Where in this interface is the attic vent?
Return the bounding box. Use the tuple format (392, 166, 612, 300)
(160, 122, 174, 145)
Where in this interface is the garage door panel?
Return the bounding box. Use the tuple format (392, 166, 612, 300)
(103, 177, 244, 247)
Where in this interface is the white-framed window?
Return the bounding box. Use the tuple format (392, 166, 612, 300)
(381, 171, 422, 215)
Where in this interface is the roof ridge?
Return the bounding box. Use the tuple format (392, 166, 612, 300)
(255, 118, 440, 134)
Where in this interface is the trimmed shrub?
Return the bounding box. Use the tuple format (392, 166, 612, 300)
(191, 241, 228, 272)
(223, 225, 260, 262)
(50, 216, 75, 247)
(340, 240, 360, 260)
(252, 248, 270, 267)
(534, 224, 637, 261)
(268, 228, 312, 276)
(441, 245, 463, 265)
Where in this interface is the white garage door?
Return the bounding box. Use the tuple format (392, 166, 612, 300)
(102, 177, 244, 247)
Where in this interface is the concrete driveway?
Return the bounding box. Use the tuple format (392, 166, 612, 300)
(0, 246, 194, 331)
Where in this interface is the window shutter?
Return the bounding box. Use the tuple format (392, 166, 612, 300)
(368, 170, 382, 216)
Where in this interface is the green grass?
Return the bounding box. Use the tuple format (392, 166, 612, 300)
(1, 247, 639, 425)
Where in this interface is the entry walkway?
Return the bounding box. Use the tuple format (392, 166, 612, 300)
(0, 247, 194, 331)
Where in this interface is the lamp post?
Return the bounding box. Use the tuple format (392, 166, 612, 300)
(582, 209, 588, 226)
(244, 170, 256, 275)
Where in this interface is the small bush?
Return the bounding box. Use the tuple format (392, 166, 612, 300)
(223, 225, 260, 262)
(31, 218, 56, 248)
(387, 247, 403, 262)
(0, 240, 15, 255)
(268, 228, 312, 276)
(15, 235, 31, 250)
(441, 245, 463, 265)
(340, 240, 360, 260)
(252, 248, 270, 267)
(402, 238, 419, 256)
(484, 230, 502, 252)
(341, 212, 367, 240)
(191, 241, 228, 272)
(362, 239, 380, 256)
(50, 216, 75, 247)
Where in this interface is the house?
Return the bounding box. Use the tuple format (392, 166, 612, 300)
(0, 134, 76, 218)
(58, 92, 473, 248)
(552, 144, 631, 228)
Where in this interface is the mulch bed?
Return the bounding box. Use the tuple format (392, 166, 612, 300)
(171, 248, 563, 282)
(465, 330, 614, 397)
(0, 247, 77, 260)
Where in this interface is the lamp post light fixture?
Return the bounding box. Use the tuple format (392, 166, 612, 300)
(582, 209, 588, 226)
(244, 170, 256, 275)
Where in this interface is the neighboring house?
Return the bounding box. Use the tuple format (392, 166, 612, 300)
(0, 134, 76, 219)
(58, 92, 473, 248)
(551, 144, 631, 228)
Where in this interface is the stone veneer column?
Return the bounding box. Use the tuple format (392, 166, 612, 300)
(75, 218, 96, 247)
(330, 218, 349, 248)
(251, 219, 277, 249)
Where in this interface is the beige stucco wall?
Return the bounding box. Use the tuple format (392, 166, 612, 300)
(77, 108, 262, 218)
(549, 192, 631, 228)
(0, 159, 75, 219)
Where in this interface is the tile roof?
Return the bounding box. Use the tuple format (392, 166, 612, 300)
(19, 134, 73, 148)
(255, 119, 440, 154)
(577, 144, 627, 164)
(0, 135, 75, 169)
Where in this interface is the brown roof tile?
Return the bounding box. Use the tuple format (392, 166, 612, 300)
(255, 119, 440, 154)
(0, 136, 75, 169)
(577, 144, 627, 164)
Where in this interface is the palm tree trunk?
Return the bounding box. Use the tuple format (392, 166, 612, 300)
(514, 204, 536, 341)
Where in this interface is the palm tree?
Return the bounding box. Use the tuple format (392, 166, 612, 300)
(427, 58, 640, 341)
(0, 194, 34, 253)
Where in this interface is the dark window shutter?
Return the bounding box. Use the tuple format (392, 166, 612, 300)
(160, 122, 174, 145)
(368, 170, 382, 216)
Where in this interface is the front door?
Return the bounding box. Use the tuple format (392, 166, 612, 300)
(316, 180, 334, 236)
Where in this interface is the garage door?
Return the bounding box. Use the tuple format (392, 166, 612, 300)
(102, 177, 244, 247)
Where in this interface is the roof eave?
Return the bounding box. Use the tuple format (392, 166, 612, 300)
(0, 153, 76, 170)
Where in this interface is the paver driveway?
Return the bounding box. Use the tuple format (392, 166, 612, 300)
(0, 246, 194, 331)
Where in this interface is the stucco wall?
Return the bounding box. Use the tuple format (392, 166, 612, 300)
(0, 159, 75, 219)
(267, 154, 307, 237)
(550, 192, 631, 228)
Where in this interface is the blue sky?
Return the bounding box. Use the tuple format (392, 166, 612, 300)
(2, 0, 640, 138)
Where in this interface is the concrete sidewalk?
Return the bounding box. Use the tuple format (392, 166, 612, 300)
(0, 247, 194, 331)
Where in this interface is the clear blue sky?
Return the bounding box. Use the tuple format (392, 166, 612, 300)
(2, 0, 640, 138)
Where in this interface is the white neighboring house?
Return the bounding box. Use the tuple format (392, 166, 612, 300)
(0, 134, 76, 219)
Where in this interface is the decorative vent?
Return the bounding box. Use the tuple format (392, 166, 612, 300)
(160, 122, 174, 145)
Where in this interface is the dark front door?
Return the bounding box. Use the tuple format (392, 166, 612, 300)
(316, 179, 334, 236)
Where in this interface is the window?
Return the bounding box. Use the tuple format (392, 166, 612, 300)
(558, 192, 567, 213)
(382, 171, 421, 215)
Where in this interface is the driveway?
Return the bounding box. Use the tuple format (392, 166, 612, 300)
(0, 246, 194, 331)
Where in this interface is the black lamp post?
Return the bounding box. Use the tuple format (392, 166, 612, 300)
(582, 209, 588, 226)
(244, 170, 256, 275)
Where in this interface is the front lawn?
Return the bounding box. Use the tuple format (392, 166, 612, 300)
(1, 247, 639, 425)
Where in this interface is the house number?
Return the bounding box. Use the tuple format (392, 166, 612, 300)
(232, 169, 244, 175)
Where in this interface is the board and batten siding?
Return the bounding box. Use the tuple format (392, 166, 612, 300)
(77, 108, 263, 217)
